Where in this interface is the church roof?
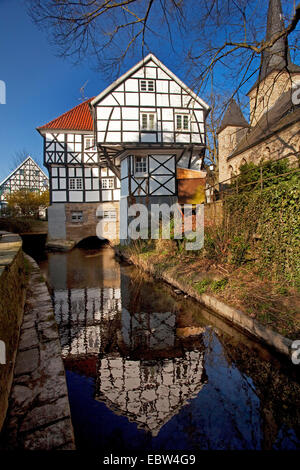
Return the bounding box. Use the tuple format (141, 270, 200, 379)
(217, 99, 250, 134)
(248, 0, 300, 94)
(37, 97, 94, 132)
(228, 90, 300, 159)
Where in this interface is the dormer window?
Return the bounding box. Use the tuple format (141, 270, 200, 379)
(141, 112, 156, 131)
(176, 114, 190, 131)
(140, 79, 155, 92)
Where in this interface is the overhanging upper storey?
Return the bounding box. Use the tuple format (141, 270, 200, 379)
(90, 54, 210, 149)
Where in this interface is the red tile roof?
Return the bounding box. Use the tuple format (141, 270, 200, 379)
(38, 97, 94, 131)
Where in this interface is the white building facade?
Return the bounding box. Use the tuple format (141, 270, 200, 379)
(37, 54, 209, 244)
(0, 156, 49, 213)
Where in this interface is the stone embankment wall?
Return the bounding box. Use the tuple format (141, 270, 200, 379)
(0, 231, 26, 432)
(0, 232, 75, 449)
(2, 254, 75, 450)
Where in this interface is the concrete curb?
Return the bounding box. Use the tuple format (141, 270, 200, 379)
(117, 249, 293, 358)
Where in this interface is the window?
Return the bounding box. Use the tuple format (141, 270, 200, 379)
(85, 137, 96, 151)
(35, 170, 39, 176)
(176, 114, 190, 131)
(135, 156, 147, 175)
(141, 112, 156, 130)
(71, 211, 83, 222)
(140, 79, 155, 92)
(69, 178, 82, 190)
(19, 169, 24, 176)
(97, 210, 117, 220)
(100, 178, 114, 189)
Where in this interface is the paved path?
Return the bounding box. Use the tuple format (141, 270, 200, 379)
(1, 255, 75, 450)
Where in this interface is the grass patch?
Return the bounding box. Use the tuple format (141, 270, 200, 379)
(193, 279, 211, 294)
(211, 278, 229, 292)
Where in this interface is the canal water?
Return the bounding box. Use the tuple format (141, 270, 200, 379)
(32, 243, 300, 451)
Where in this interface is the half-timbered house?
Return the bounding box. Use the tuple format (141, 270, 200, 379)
(37, 54, 209, 245)
(0, 156, 48, 212)
(37, 98, 121, 243)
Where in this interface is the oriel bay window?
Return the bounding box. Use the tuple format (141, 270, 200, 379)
(176, 114, 190, 131)
(141, 112, 156, 131)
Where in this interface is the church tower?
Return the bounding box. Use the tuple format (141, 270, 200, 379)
(248, 0, 300, 124)
(217, 99, 249, 182)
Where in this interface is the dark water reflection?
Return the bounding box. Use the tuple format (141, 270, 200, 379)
(37, 245, 300, 451)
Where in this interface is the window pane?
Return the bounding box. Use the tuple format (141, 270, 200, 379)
(135, 156, 147, 173)
(148, 80, 154, 91)
(183, 115, 189, 130)
(176, 115, 182, 129)
(149, 114, 155, 130)
(142, 114, 148, 129)
(140, 80, 147, 91)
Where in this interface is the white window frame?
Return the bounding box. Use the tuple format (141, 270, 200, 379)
(140, 112, 156, 131)
(175, 113, 190, 131)
(100, 178, 114, 189)
(84, 136, 96, 151)
(97, 209, 117, 220)
(134, 156, 148, 176)
(69, 177, 83, 190)
(139, 79, 155, 92)
(71, 211, 83, 223)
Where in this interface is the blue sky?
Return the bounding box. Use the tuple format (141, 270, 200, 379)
(0, 0, 111, 181)
(0, 0, 298, 182)
(0, 0, 189, 182)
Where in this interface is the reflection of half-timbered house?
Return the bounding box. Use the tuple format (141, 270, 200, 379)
(0, 156, 48, 211)
(37, 54, 209, 244)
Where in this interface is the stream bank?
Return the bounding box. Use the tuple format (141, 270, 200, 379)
(115, 247, 294, 359)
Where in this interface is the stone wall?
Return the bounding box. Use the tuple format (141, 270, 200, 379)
(248, 70, 300, 124)
(1, 255, 75, 450)
(0, 232, 25, 432)
(218, 126, 249, 182)
(48, 202, 120, 244)
(204, 201, 223, 227)
(65, 202, 120, 243)
(226, 121, 299, 179)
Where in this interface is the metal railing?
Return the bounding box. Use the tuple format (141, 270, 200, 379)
(205, 152, 299, 202)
